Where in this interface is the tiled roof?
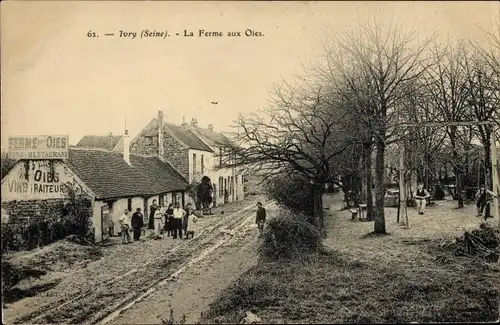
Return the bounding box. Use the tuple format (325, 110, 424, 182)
(66, 148, 188, 199)
(163, 123, 214, 152)
(76, 135, 123, 150)
(189, 127, 234, 148)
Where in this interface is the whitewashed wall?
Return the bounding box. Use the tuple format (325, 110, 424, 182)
(1, 160, 90, 202)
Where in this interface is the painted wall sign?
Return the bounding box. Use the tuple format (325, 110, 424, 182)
(8, 135, 69, 159)
(1, 160, 85, 201)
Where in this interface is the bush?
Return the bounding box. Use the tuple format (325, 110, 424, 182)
(258, 209, 322, 261)
(264, 174, 314, 217)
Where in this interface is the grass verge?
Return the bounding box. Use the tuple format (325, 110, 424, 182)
(201, 230, 499, 324)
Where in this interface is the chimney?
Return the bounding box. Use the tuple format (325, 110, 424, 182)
(109, 132, 113, 150)
(123, 129, 130, 165)
(191, 118, 198, 127)
(158, 110, 164, 158)
(182, 116, 187, 127)
(208, 124, 214, 132)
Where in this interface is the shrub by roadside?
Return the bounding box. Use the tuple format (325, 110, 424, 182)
(258, 208, 321, 261)
(264, 174, 314, 217)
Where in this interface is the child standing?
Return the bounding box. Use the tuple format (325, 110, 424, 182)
(185, 210, 199, 239)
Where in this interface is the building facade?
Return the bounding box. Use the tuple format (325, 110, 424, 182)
(1, 135, 189, 243)
(130, 111, 245, 207)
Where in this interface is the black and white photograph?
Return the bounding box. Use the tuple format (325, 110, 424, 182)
(1, 1, 499, 324)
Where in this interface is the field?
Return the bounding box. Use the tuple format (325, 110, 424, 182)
(201, 195, 500, 324)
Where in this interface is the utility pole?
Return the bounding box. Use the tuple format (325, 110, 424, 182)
(399, 142, 408, 228)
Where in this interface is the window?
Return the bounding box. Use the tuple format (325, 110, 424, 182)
(201, 154, 204, 174)
(193, 153, 197, 173)
(159, 195, 164, 206)
(219, 176, 224, 197)
(127, 198, 132, 211)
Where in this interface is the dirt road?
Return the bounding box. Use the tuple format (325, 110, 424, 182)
(105, 203, 278, 325)
(3, 196, 274, 325)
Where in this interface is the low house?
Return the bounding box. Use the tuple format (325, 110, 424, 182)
(1, 132, 189, 243)
(76, 134, 124, 152)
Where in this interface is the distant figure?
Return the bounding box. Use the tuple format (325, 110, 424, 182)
(185, 211, 199, 239)
(255, 202, 266, 235)
(131, 208, 144, 241)
(475, 185, 498, 218)
(149, 199, 159, 230)
(413, 184, 430, 215)
(153, 204, 165, 239)
(172, 202, 186, 239)
(119, 209, 132, 244)
(164, 203, 174, 237)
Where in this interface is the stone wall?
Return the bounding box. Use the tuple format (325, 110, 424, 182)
(1, 199, 66, 224)
(130, 131, 189, 181)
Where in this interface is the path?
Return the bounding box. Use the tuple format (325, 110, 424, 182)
(104, 202, 278, 325)
(3, 195, 269, 325)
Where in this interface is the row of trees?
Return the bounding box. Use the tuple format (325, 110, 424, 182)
(220, 20, 499, 236)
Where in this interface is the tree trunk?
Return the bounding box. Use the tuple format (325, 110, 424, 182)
(483, 134, 492, 189)
(374, 139, 387, 234)
(363, 142, 375, 221)
(311, 183, 325, 237)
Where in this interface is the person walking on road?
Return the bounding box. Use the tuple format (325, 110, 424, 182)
(131, 208, 144, 241)
(172, 202, 186, 239)
(413, 184, 430, 215)
(148, 199, 159, 230)
(119, 209, 132, 244)
(475, 184, 498, 218)
(255, 202, 267, 235)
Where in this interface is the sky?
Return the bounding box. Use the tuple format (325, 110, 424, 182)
(1, 1, 498, 148)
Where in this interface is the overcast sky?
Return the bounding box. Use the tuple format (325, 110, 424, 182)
(1, 1, 498, 148)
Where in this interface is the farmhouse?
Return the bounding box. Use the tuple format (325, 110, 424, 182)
(1, 133, 189, 243)
(130, 111, 245, 207)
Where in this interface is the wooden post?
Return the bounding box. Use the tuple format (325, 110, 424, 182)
(399, 142, 408, 228)
(490, 130, 499, 220)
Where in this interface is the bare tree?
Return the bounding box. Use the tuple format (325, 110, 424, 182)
(421, 41, 470, 207)
(320, 20, 434, 233)
(221, 81, 353, 235)
(462, 52, 500, 189)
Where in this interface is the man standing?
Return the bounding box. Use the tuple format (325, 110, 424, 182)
(119, 209, 132, 244)
(255, 202, 266, 235)
(475, 184, 498, 218)
(413, 184, 430, 215)
(149, 199, 159, 230)
(172, 202, 186, 239)
(131, 208, 144, 241)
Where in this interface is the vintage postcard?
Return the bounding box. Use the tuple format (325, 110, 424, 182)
(1, 1, 499, 324)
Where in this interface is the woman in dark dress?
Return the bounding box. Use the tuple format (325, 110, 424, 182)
(164, 203, 174, 236)
(149, 199, 159, 230)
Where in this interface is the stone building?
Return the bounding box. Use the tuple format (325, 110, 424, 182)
(130, 111, 245, 206)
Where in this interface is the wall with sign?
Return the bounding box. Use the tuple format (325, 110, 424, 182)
(1, 160, 87, 202)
